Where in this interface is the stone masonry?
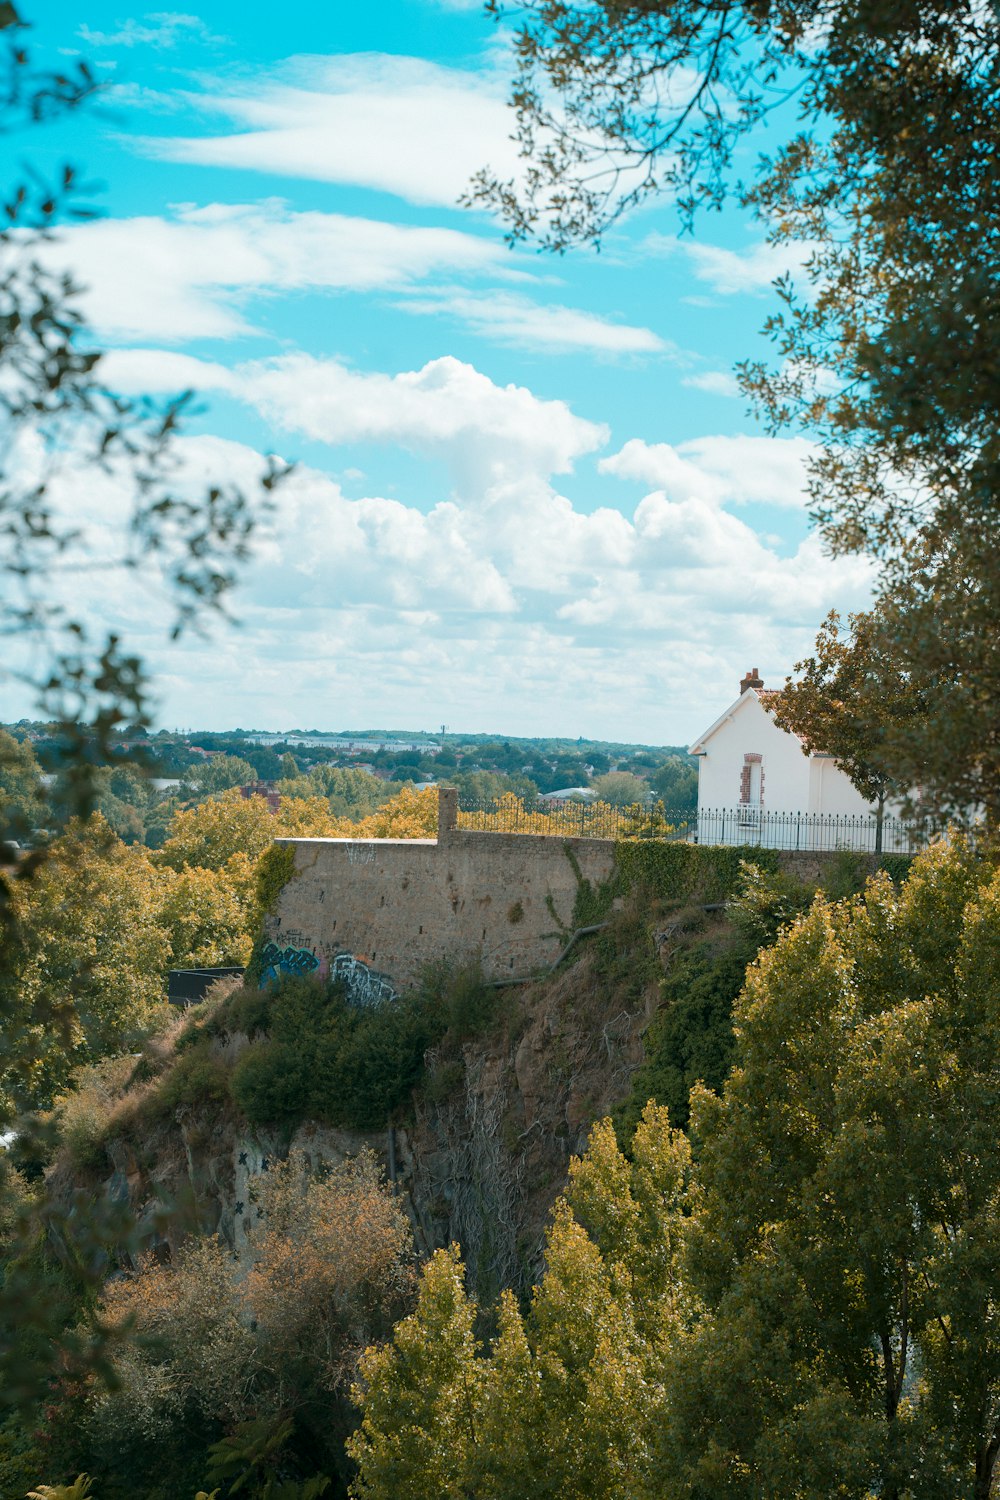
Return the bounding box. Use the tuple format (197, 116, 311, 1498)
(263, 788, 618, 999)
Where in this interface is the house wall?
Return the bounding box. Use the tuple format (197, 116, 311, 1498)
(696, 693, 814, 813)
(696, 690, 885, 818)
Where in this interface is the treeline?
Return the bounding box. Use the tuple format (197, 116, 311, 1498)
(1, 726, 699, 844)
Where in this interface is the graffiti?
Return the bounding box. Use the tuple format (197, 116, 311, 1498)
(330, 951, 397, 1009)
(346, 841, 377, 866)
(260, 941, 320, 986)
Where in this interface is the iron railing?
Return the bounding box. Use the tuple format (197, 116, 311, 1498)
(455, 796, 928, 853)
(693, 807, 926, 854)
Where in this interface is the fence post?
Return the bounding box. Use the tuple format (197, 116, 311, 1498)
(438, 786, 458, 841)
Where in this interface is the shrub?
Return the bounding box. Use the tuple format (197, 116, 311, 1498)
(616, 861, 818, 1140)
(53, 1057, 136, 1174)
(229, 966, 498, 1133)
(154, 1047, 231, 1118)
(615, 936, 751, 1138)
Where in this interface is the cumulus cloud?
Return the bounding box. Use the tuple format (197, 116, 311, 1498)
(103, 350, 609, 487)
(135, 53, 519, 208)
(41, 370, 871, 740)
(600, 434, 815, 510)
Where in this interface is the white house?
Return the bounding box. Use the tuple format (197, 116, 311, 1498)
(688, 668, 908, 850)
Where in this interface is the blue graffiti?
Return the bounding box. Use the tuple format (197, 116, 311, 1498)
(260, 941, 320, 986)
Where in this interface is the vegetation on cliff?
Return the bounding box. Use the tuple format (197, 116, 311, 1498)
(4, 835, 927, 1495)
(352, 836, 1000, 1500)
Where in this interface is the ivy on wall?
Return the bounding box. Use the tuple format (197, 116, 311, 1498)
(255, 843, 298, 919)
(613, 841, 783, 907)
(244, 843, 299, 987)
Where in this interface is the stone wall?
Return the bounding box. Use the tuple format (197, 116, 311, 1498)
(263, 789, 617, 1000)
(262, 789, 869, 1003)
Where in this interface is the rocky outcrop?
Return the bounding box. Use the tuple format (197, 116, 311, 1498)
(50, 927, 662, 1298)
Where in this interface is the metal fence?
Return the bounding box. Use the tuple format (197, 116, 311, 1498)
(694, 807, 926, 854)
(455, 796, 928, 853)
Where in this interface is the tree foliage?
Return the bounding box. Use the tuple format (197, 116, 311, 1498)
(767, 606, 928, 826)
(351, 837, 1000, 1498)
(590, 770, 651, 807)
(477, 0, 1000, 822)
(349, 1103, 692, 1500)
(43, 1152, 411, 1499)
(0, 818, 170, 1108)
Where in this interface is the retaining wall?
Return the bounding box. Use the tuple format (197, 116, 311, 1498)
(263, 789, 862, 1002)
(263, 789, 617, 1000)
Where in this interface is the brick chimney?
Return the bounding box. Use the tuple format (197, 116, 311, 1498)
(740, 667, 764, 695)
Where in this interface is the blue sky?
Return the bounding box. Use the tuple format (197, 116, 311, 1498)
(11, 1, 871, 743)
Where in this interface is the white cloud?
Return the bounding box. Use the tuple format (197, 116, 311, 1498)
(683, 370, 740, 398)
(601, 434, 815, 510)
(47, 372, 870, 742)
(103, 351, 608, 487)
(399, 289, 669, 355)
(44, 201, 662, 357)
(78, 13, 225, 49)
(45, 202, 510, 341)
(136, 53, 519, 208)
(53, 346, 870, 741)
(684, 239, 819, 295)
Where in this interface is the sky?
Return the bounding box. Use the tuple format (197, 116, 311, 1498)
(7, 1, 873, 744)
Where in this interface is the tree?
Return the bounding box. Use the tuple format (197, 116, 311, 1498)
(181, 755, 256, 797)
(872, 542, 1000, 823)
(46, 1153, 412, 1495)
(649, 757, 698, 812)
(351, 840, 1000, 1497)
(348, 1245, 481, 1500)
(475, 0, 1000, 823)
(156, 790, 329, 873)
(156, 862, 254, 970)
(591, 770, 652, 807)
(0, 4, 285, 926)
(0, 2, 281, 1411)
(767, 607, 927, 843)
(0, 818, 170, 1108)
(349, 786, 439, 840)
(349, 1105, 692, 1500)
(277, 766, 387, 819)
(0, 729, 43, 840)
(672, 836, 1000, 1498)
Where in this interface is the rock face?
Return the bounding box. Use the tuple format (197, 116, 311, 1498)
(56, 937, 658, 1296)
(399, 949, 651, 1295)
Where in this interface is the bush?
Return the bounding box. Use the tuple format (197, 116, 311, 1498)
(154, 1047, 231, 1118)
(616, 860, 819, 1140)
(44, 1155, 412, 1495)
(53, 1057, 136, 1174)
(615, 936, 751, 1138)
(229, 966, 498, 1133)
